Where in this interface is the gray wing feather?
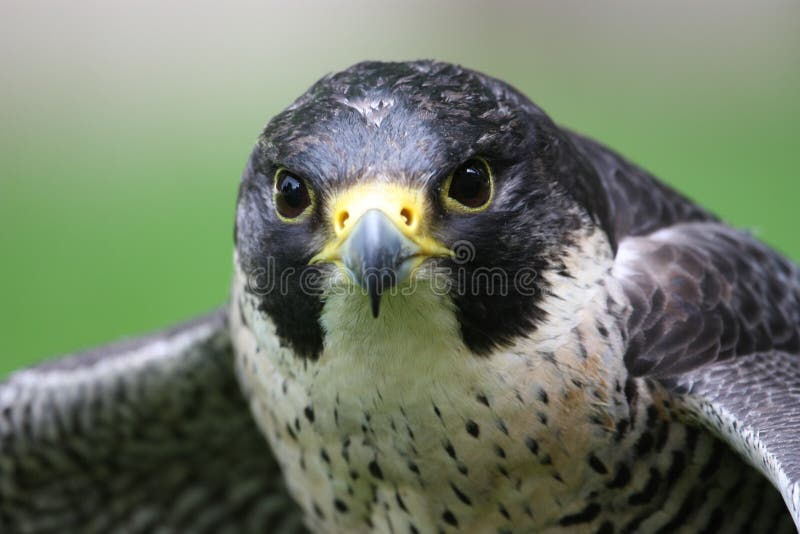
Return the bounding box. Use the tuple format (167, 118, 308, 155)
(616, 223, 800, 376)
(675, 351, 800, 526)
(0, 309, 304, 533)
(614, 222, 800, 526)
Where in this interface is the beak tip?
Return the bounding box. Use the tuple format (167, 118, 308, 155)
(369, 289, 381, 318)
(366, 275, 382, 318)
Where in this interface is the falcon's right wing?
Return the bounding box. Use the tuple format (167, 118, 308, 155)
(572, 130, 799, 528)
(0, 309, 305, 533)
(614, 223, 800, 528)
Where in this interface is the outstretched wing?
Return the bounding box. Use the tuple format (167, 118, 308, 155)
(0, 309, 304, 533)
(614, 222, 800, 526)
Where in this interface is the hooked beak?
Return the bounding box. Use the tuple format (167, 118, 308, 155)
(309, 183, 451, 317)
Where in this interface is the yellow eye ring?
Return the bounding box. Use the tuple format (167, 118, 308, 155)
(440, 157, 494, 214)
(273, 167, 316, 223)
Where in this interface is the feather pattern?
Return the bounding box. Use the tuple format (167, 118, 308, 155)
(613, 223, 800, 526)
(574, 130, 800, 527)
(0, 309, 304, 533)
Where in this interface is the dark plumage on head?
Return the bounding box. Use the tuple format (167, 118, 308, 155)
(234, 60, 613, 358)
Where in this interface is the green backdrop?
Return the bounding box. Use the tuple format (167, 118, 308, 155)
(1, 1, 798, 376)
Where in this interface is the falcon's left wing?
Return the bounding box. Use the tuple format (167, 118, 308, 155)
(613, 222, 800, 527)
(0, 309, 304, 533)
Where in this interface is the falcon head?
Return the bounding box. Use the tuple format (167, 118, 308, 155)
(234, 61, 612, 359)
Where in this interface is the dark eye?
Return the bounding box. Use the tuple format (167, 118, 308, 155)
(442, 158, 493, 212)
(274, 168, 313, 221)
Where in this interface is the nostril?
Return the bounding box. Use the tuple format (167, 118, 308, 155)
(400, 207, 414, 226)
(336, 211, 350, 232)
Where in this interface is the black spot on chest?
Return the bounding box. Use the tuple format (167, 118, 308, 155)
(369, 460, 384, 480)
(304, 405, 315, 422)
(334, 498, 349, 513)
(442, 509, 459, 527)
(588, 453, 608, 474)
(465, 420, 480, 437)
(559, 503, 601, 526)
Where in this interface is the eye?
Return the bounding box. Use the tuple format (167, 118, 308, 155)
(441, 158, 494, 212)
(273, 168, 313, 221)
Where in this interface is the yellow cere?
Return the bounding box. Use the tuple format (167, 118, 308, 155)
(309, 182, 452, 266)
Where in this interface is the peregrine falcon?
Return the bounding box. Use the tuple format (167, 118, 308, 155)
(2, 61, 798, 533)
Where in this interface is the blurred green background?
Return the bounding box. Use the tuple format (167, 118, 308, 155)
(1, 1, 798, 376)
